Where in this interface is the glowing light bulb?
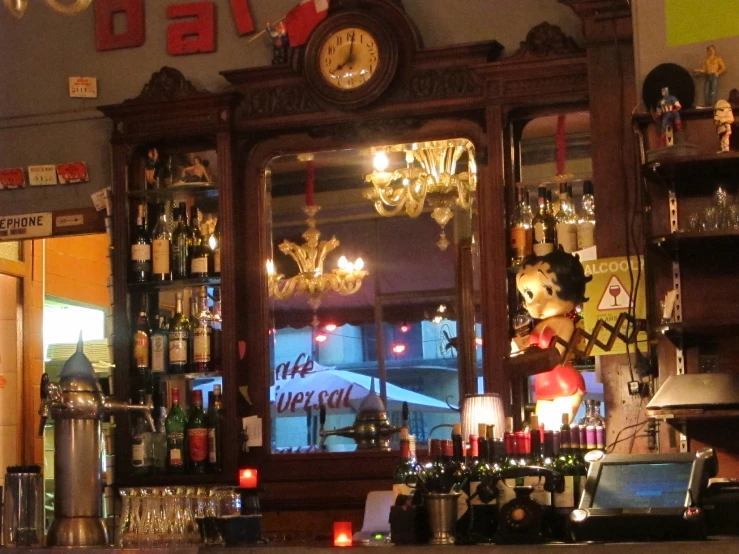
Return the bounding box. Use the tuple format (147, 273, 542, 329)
(400, 323, 410, 333)
(475, 337, 483, 346)
(438, 304, 447, 313)
(392, 343, 406, 354)
(266, 260, 275, 275)
(373, 151, 389, 171)
(402, 178, 410, 186)
(354, 258, 364, 271)
(208, 234, 218, 250)
(325, 324, 337, 332)
(338, 255, 348, 269)
(405, 150, 414, 164)
(315, 334, 328, 343)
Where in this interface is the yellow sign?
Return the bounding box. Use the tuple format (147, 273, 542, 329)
(580, 256, 646, 357)
(666, 0, 739, 47)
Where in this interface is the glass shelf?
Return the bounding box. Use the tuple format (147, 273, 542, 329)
(128, 183, 219, 200)
(128, 276, 221, 292)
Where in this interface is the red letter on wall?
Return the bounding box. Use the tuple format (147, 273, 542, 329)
(95, 0, 145, 51)
(230, 0, 254, 35)
(167, 2, 216, 56)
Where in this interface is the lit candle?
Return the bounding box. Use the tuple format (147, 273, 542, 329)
(239, 468, 258, 488)
(333, 521, 353, 547)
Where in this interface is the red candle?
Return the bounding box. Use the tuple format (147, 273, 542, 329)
(239, 468, 258, 488)
(333, 521, 353, 547)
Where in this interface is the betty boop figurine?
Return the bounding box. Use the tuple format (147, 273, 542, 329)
(514, 247, 592, 428)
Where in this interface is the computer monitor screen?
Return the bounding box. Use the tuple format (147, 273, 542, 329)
(591, 462, 693, 509)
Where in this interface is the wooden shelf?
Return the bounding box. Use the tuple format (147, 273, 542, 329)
(651, 230, 739, 253)
(643, 151, 739, 184)
(646, 407, 739, 422)
(655, 320, 739, 347)
(128, 276, 221, 292)
(128, 183, 219, 200)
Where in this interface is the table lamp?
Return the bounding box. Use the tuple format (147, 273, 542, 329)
(461, 393, 505, 440)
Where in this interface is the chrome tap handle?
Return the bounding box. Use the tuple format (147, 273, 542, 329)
(103, 398, 156, 432)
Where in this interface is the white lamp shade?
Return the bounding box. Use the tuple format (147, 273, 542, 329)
(461, 393, 506, 440)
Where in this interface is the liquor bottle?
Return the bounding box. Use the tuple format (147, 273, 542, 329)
(211, 288, 223, 373)
(131, 390, 150, 476)
(150, 315, 168, 375)
(555, 181, 578, 253)
(546, 189, 555, 218)
(190, 206, 210, 278)
(132, 299, 151, 394)
(131, 204, 151, 282)
(532, 185, 555, 255)
(559, 412, 571, 456)
(151, 203, 172, 281)
(579, 400, 598, 452)
(171, 203, 191, 280)
(149, 387, 168, 474)
(188, 295, 198, 366)
(392, 427, 419, 500)
(209, 218, 221, 277)
(594, 401, 606, 450)
(511, 303, 534, 343)
(509, 184, 533, 265)
(499, 417, 518, 508)
(570, 422, 582, 457)
(186, 389, 208, 474)
(425, 439, 445, 493)
(207, 384, 224, 473)
(192, 286, 212, 373)
(165, 388, 186, 474)
(528, 414, 542, 465)
(168, 293, 190, 374)
(450, 424, 471, 532)
(160, 155, 173, 188)
(577, 180, 596, 250)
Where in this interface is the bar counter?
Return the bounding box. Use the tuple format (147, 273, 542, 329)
(3, 540, 739, 553)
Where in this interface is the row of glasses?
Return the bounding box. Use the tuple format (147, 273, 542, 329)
(118, 486, 240, 546)
(684, 186, 739, 232)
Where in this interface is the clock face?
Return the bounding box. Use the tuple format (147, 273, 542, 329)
(319, 27, 380, 91)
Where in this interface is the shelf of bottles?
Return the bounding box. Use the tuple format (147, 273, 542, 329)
(126, 147, 225, 479)
(391, 402, 605, 543)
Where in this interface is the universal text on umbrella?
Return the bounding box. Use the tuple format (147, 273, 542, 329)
(274, 385, 354, 414)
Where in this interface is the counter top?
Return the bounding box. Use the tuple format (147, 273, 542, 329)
(3, 540, 739, 553)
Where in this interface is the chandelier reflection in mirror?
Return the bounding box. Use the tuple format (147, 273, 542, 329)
(266, 205, 368, 311)
(365, 139, 477, 250)
(3, 0, 92, 18)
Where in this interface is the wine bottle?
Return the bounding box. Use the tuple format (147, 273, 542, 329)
(580, 400, 598, 452)
(192, 286, 212, 373)
(132, 299, 151, 394)
(392, 427, 419, 500)
(165, 388, 186, 474)
(151, 203, 172, 281)
(186, 389, 208, 474)
(207, 384, 224, 473)
(150, 387, 168, 474)
(594, 401, 606, 450)
(559, 412, 571, 455)
(450, 424, 471, 532)
(190, 206, 210, 278)
(509, 184, 533, 265)
(532, 185, 555, 255)
(209, 217, 221, 277)
(131, 390, 150, 476)
(555, 181, 578, 253)
(577, 180, 596, 250)
(131, 204, 151, 282)
(171, 203, 191, 280)
(211, 288, 222, 373)
(150, 315, 168, 374)
(168, 293, 190, 374)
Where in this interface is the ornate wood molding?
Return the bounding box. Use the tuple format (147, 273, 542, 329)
(401, 66, 483, 102)
(507, 22, 584, 61)
(238, 83, 321, 121)
(307, 117, 423, 142)
(126, 66, 208, 104)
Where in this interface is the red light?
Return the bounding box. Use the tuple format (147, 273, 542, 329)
(400, 323, 410, 333)
(325, 323, 337, 332)
(475, 337, 483, 346)
(392, 343, 406, 354)
(315, 334, 328, 343)
(239, 468, 258, 488)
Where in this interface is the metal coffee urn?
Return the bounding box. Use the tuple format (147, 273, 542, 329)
(38, 335, 154, 547)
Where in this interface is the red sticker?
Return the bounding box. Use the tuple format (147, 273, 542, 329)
(0, 168, 25, 189)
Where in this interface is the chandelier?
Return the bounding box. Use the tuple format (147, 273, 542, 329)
(365, 139, 477, 250)
(267, 205, 368, 311)
(3, 0, 91, 18)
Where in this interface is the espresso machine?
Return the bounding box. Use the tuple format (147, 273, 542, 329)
(38, 336, 154, 546)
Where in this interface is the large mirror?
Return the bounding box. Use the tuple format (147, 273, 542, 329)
(265, 140, 483, 453)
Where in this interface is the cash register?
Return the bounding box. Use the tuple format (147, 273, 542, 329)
(568, 449, 717, 542)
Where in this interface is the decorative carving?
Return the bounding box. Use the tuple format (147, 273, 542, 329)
(238, 84, 321, 120)
(403, 67, 483, 101)
(502, 73, 588, 98)
(307, 118, 423, 142)
(126, 66, 208, 104)
(508, 22, 584, 60)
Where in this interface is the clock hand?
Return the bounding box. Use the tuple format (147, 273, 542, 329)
(332, 33, 357, 74)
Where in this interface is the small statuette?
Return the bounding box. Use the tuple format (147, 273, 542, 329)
(654, 86, 683, 147)
(694, 45, 726, 108)
(714, 99, 734, 153)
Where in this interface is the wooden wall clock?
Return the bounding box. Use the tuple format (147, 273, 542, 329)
(303, 11, 399, 109)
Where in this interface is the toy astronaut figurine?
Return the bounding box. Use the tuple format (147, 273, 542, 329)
(512, 248, 592, 428)
(655, 87, 683, 147)
(694, 45, 726, 108)
(714, 99, 734, 153)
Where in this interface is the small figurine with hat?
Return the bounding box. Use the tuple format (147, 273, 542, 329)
(714, 99, 734, 153)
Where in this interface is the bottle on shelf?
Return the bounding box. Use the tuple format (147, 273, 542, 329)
(165, 388, 186, 474)
(190, 206, 210, 278)
(392, 427, 419, 500)
(168, 292, 190, 374)
(131, 204, 151, 282)
(187, 389, 208, 474)
(510, 183, 533, 265)
(559, 412, 571, 456)
(132, 298, 151, 393)
(131, 390, 150, 476)
(192, 286, 212, 373)
(211, 288, 223, 373)
(450, 424, 471, 533)
(171, 202, 192, 280)
(577, 180, 596, 250)
(555, 181, 578, 253)
(209, 217, 221, 277)
(532, 185, 555, 256)
(160, 155, 174, 188)
(594, 401, 606, 450)
(511, 303, 534, 344)
(207, 384, 224, 473)
(151, 203, 172, 282)
(579, 400, 597, 452)
(150, 315, 168, 375)
(149, 387, 168, 474)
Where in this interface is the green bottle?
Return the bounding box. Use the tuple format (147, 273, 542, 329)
(165, 387, 186, 473)
(392, 427, 419, 500)
(171, 203, 191, 280)
(207, 385, 224, 473)
(187, 389, 208, 474)
(168, 293, 190, 374)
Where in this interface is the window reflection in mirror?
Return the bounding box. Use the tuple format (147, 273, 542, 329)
(266, 141, 482, 453)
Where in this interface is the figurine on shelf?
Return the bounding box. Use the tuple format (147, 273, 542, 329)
(512, 248, 592, 427)
(694, 45, 726, 108)
(182, 155, 212, 184)
(655, 86, 683, 147)
(714, 99, 734, 153)
(145, 148, 159, 185)
(267, 21, 289, 65)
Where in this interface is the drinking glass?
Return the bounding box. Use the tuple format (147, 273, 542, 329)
(703, 206, 718, 231)
(686, 212, 701, 232)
